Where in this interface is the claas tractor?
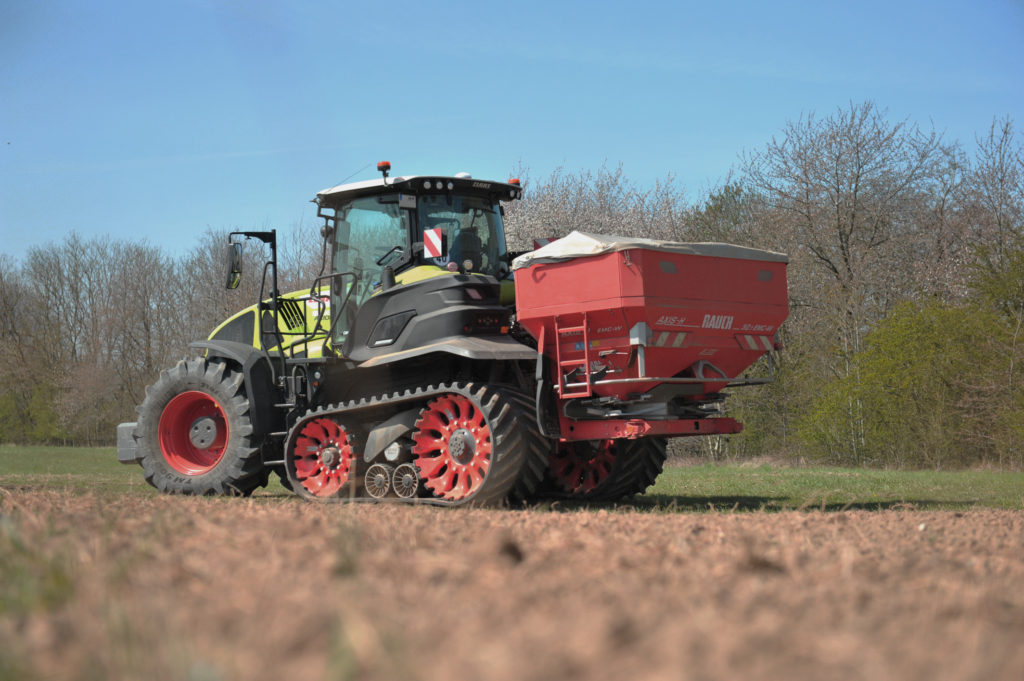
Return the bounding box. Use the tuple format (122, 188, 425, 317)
(117, 162, 789, 505)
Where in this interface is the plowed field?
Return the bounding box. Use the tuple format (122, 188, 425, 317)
(2, 490, 1022, 681)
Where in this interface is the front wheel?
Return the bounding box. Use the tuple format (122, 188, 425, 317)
(133, 357, 264, 495)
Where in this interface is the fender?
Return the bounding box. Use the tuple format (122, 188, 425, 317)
(189, 340, 285, 437)
(363, 408, 420, 462)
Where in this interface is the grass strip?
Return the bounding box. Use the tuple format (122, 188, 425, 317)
(2, 446, 1021, 510)
(644, 464, 1024, 511)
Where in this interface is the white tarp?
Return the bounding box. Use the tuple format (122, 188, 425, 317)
(510, 231, 789, 271)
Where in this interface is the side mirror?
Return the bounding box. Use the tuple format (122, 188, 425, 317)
(225, 243, 242, 289)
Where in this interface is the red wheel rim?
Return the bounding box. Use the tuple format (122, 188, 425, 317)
(549, 440, 615, 494)
(412, 394, 492, 501)
(292, 417, 353, 497)
(158, 391, 228, 475)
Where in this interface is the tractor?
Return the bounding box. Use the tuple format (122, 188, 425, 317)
(117, 162, 789, 505)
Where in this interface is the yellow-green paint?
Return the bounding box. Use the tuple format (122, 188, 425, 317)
(207, 289, 330, 358)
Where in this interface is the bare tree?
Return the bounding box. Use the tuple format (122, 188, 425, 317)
(962, 117, 1024, 281)
(741, 102, 960, 357)
(503, 163, 687, 250)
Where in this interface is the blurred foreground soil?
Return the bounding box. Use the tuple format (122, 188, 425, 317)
(1, 490, 1022, 681)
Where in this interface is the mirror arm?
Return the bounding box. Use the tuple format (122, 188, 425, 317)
(227, 229, 283, 380)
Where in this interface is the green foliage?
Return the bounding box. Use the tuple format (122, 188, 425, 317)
(27, 383, 63, 443)
(971, 236, 1024, 318)
(0, 392, 25, 443)
(687, 182, 769, 246)
(796, 300, 1023, 468)
(725, 340, 822, 460)
(0, 384, 65, 445)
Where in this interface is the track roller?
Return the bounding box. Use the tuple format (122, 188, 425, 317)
(391, 462, 420, 499)
(364, 463, 394, 499)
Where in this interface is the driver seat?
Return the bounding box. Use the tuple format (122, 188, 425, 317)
(450, 229, 483, 271)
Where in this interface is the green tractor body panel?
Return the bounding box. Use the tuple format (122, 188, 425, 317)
(208, 288, 331, 358)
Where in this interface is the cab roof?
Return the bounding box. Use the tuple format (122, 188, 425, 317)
(316, 174, 523, 207)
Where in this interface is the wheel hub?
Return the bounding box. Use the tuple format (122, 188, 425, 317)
(188, 416, 218, 449)
(319, 445, 340, 468)
(448, 428, 476, 465)
(158, 390, 229, 476)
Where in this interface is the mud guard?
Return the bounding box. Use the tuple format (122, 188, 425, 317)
(363, 408, 420, 462)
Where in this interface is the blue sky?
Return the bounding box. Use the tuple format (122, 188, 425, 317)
(2, 0, 1022, 259)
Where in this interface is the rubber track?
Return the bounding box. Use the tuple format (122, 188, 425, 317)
(285, 382, 548, 506)
(502, 390, 553, 503)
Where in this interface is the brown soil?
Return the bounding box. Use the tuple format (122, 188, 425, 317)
(1, 490, 1022, 681)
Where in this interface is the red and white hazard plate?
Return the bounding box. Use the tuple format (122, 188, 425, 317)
(424, 228, 444, 258)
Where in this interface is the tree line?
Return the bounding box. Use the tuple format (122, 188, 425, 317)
(0, 227, 322, 445)
(2, 101, 1021, 469)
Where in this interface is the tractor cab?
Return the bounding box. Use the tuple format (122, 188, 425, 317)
(211, 164, 524, 364)
(315, 162, 523, 349)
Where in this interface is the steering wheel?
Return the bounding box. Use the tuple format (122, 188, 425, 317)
(376, 245, 405, 267)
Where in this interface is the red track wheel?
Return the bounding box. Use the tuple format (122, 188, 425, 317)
(412, 394, 492, 501)
(158, 391, 229, 475)
(289, 417, 354, 498)
(548, 439, 615, 495)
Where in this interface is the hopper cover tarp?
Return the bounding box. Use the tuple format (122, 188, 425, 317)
(511, 231, 788, 271)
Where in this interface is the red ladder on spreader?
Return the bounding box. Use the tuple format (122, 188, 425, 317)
(554, 313, 593, 398)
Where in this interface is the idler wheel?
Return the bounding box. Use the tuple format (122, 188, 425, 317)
(364, 463, 393, 499)
(392, 462, 420, 499)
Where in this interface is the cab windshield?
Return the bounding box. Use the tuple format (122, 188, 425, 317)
(418, 194, 508, 277)
(331, 196, 410, 342)
(328, 191, 509, 344)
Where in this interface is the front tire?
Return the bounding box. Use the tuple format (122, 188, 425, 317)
(587, 437, 667, 501)
(134, 357, 264, 495)
(544, 437, 668, 502)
